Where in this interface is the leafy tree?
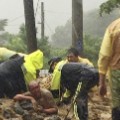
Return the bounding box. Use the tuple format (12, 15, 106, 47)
(5, 36, 27, 53)
(18, 24, 26, 44)
(51, 8, 120, 49)
(51, 19, 72, 48)
(50, 48, 66, 58)
(84, 9, 120, 37)
(0, 19, 7, 31)
(99, 0, 120, 15)
(4, 24, 27, 53)
(0, 19, 13, 46)
(83, 35, 102, 67)
(37, 37, 51, 58)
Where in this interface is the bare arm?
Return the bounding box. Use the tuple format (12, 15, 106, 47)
(42, 107, 58, 115)
(41, 90, 58, 114)
(14, 94, 34, 101)
(13, 94, 37, 109)
(99, 73, 107, 97)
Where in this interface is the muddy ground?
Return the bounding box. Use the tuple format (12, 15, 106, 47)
(0, 76, 112, 120)
(0, 91, 111, 120)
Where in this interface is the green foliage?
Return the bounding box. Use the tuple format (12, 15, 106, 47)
(99, 0, 120, 16)
(50, 48, 66, 58)
(5, 36, 27, 53)
(51, 8, 120, 49)
(84, 9, 120, 37)
(0, 32, 12, 45)
(51, 19, 72, 48)
(44, 47, 67, 69)
(0, 19, 11, 45)
(18, 24, 26, 44)
(0, 19, 7, 31)
(37, 36, 51, 58)
(3, 24, 27, 53)
(83, 35, 102, 67)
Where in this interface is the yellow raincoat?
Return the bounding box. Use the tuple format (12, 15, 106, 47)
(50, 56, 93, 100)
(22, 50, 43, 85)
(98, 18, 120, 108)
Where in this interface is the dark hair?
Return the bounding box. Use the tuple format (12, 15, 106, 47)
(9, 54, 21, 59)
(67, 47, 79, 56)
(48, 57, 62, 73)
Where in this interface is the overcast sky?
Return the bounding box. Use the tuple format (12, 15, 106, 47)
(0, 0, 107, 38)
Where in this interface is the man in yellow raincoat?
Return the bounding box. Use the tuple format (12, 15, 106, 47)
(0, 49, 43, 98)
(98, 18, 120, 120)
(48, 47, 95, 120)
(49, 47, 93, 100)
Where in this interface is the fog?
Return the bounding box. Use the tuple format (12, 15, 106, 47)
(0, 0, 107, 37)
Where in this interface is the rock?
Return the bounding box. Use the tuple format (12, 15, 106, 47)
(100, 113, 111, 119)
(32, 114, 44, 120)
(14, 102, 24, 115)
(20, 100, 33, 110)
(22, 110, 32, 120)
(3, 108, 16, 119)
(46, 115, 61, 120)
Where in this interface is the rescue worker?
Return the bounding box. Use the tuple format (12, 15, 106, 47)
(0, 49, 43, 98)
(61, 63, 99, 120)
(48, 47, 93, 102)
(0, 47, 26, 63)
(98, 18, 120, 120)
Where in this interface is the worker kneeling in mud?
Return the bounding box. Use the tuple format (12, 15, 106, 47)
(61, 63, 99, 120)
(0, 49, 43, 98)
(48, 47, 93, 104)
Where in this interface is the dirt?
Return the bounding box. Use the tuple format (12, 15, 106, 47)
(37, 76, 112, 120)
(0, 92, 112, 120)
(0, 75, 112, 120)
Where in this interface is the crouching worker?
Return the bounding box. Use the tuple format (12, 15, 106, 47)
(61, 63, 99, 120)
(0, 49, 43, 98)
(14, 81, 58, 115)
(48, 48, 93, 104)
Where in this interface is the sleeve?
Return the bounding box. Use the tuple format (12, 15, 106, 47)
(78, 57, 94, 66)
(98, 29, 112, 74)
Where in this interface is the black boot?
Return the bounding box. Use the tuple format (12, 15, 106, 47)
(76, 96, 88, 120)
(112, 107, 120, 120)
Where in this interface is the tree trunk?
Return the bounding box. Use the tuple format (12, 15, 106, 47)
(23, 0, 37, 53)
(72, 0, 83, 55)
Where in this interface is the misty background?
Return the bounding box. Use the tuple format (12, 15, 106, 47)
(0, 0, 120, 67)
(0, 0, 107, 37)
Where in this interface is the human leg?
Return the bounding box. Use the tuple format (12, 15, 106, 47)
(111, 70, 120, 119)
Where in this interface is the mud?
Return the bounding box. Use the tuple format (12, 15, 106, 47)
(0, 90, 111, 120)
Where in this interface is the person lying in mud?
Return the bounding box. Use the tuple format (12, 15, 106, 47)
(13, 80, 58, 115)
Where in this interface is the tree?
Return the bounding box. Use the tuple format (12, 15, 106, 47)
(0, 19, 7, 31)
(0, 19, 12, 45)
(83, 35, 102, 67)
(18, 24, 26, 44)
(51, 8, 120, 48)
(99, 0, 120, 15)
(38, 37, 51, 57)
(23, 0, 37, 53)
(6, 36, 27, 53)
(84, 9, 120, 37)
(51, 20, 72, 48)
(72, 0, 83, 55)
